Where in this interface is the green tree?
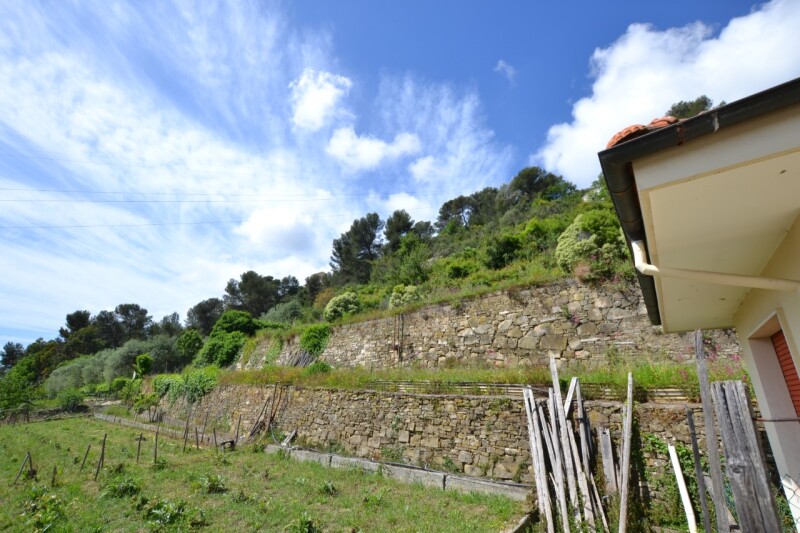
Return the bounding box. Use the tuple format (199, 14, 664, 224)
(59, 310, 91, 341)
(330, 213, 383, 284)
(224, 271, 280, 317)
(1, 341, 24, 370)
(384, 209, 414, 252)
(303, 272, 330, 305)
(211, 310, 260, 336)
(176, 329, 204, 360)
(666, 95, 713, 119)
(186, 298, 224, 336)
(148, 312, 183, 337)
(132, 353, 154, 378)
(115, 303, 152, 342)
(93, 310, 125, 348)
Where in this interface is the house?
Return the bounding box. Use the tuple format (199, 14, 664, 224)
(598, 77, 800, 521)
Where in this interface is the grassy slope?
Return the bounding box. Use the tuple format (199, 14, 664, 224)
(0, 418, 525, 532)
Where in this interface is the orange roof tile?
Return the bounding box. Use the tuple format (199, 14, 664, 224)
(606, 116, 680, 149)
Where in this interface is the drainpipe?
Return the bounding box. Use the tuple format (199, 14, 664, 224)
(630, 240, 800, 293)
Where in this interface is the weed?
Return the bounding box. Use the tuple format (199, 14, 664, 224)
(319, 481, 338, 496)
(230, 489, 255, 504)
(22, 486, 64, 532)
(102, 476, 141, 498)
(198, 473, 227, 494)
(380, 445, 404, 463)
(274, 448, 290, 461)
(442, 456, 459, 473)
(287, 512, 320, 533)
(151, 457, 168, 471)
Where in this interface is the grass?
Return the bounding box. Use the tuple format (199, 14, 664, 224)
(0, 418, 525, 532)
(218, 355, 748, 401)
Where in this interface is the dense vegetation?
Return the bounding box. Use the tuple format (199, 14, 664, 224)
(1, 162, 642, 412)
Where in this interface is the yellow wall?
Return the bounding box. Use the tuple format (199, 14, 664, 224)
(735, 213, 800, 480)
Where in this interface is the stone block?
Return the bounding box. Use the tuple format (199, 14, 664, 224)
(533, 323, 551, 336)
(458, 451, 474, 464)
(382, 464, 445, 489)
(577, 322, 598, 335)
(398, 430, 410, 443)
(518, 334, 538, 351)
(594, 296, 610, 308)
(492, 462, 518, 480)
(506, 326, 523, 338)
(330, 455, 380, 472)
(421, 436, 440, 448)
(607, 308, 635, 320)
(497, 319, 513, 333)
(445, 475, 530, 501)
(598, 322, 619, 334)
(588, 308, 603, 321)
(540, 335, 567, 351)
(291, 449, 331, 467)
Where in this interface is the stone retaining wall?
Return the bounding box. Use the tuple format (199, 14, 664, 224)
(162, 384, 718, 487)
(246, 279, 739, 370)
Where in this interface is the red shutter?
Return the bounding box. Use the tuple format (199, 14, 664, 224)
(771, 330, 800, 417)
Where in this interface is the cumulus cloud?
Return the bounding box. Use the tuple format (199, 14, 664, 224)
(326, 127, 421, 171)
(494, 60, 516, 83)
(289, 68, 352, 131)
(533, 0, 800, 187)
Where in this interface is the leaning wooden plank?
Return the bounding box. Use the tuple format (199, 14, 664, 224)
(550, 356, 579, 523)
(534, 403, 555, 533)
(523, 389, 545, 523)
(669, 442, 698, 533)
(589, 469, 610, 533)
(618, 372, 633, 533)
(687, 408, 712, 533)
(563, 377, 578, 418)
(598, 427, 618, 495)
(694, 329, 731, 533)
(711, 381, 780, 533)
(567, 422, 596, 529)
(548, 389, 570, 533)
(575, 381, 592, 474)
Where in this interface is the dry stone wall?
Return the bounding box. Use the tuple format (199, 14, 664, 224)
(255, 279, 739, 370)
(164, 384, 716, 486)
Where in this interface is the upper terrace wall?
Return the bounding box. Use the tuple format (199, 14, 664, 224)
(246, 279, 739, 370)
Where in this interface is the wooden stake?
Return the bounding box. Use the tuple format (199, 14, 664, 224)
(547, 389, 570, 533)
(563, 377, 578, 417)
(235, 415, 241, 442)
(213, 428, 218, 448)
(200, 409, 210, 442)
(50, 465, 57, 486)
(80, 444, 91, 471)
(195, 428, 200, 449)
(575, 381, 592, 475)
(94, 433, 107, 481)
(618, 373, 633, 533)
(695, 330, 731, 533)
(136, 433, 143, 464)
(687, 408, 712, 533)
(13, 451, 31, 485)
(182, 406, 192, 452)
(154, 423, 160, 463)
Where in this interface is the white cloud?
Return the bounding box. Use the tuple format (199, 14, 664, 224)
(326, 127, 421, 171)
(289, 68, 352, 131)
(494, 60, 516, 83)
(533, 0, 800, 187)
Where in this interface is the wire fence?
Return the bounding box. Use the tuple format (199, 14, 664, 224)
(781, 474, 800, 530)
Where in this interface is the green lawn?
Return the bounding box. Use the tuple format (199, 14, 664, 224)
(0, 418, 526, 532)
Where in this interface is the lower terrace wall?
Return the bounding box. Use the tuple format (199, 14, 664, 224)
(164, 384, 716, 489)
(254, 279, 739, 370)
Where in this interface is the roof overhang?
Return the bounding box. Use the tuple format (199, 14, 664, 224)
(598, 77, 800, 332)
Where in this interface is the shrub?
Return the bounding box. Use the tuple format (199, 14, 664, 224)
(176, 329, 203, 359)
(111, 377, 132, 393)
(388, 285, 422, 309)
(261, 299, 303, 324)
(554, 209, 626, 280)
(304, 361, 331, 376)
(483, 232, 523, 269)
(323, 292, 360, 321)
(195, 331, 246, 367)
(299, 324, 330, 357)
(56, 388, 84, 412)
(211, 310, 260, 336)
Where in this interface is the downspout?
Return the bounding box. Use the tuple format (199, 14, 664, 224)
(630, 240, 800, 294)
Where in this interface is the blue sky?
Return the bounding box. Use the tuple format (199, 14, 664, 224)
(2, 0, 799, 346)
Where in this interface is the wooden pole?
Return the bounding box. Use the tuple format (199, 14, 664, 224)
(695, 329, 731, 533)
(154, 424, 160, 464)
(532, 399, 555, 533)
(195, 428, 200, 449)
(50, 466, 57, 486)
(669, 443, 698, 533)
(136, 433, 143, 464)
(213, 428, 218, 449)
(618, 373, 634, 533)
(94, 433, 107, 481)
(13, 452, 31, 485)
(235, 415, 241, 442)
(200, 409, 209, 442)
(80, 445, 91, 471)
(687, 408, 712, 533)
(547, 389, 570, 533)
(182, 406, 192, 452)
(598, 427, 617, 494)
